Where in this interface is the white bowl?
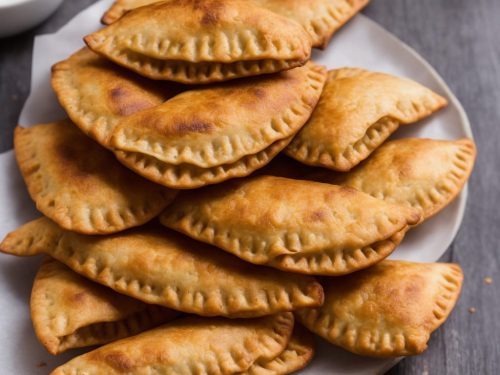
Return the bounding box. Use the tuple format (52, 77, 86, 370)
(0, 0, 64, 38)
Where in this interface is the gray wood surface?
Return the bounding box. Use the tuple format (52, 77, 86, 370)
(0, 0, 499, 374)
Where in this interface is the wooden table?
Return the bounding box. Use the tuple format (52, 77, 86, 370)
(0, 0, 498, 373)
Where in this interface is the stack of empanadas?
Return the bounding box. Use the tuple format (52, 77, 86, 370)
(1, 0, 477, 373)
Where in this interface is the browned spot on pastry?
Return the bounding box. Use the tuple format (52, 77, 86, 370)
(56, 144, 95, 181)
(396, 156, 413, 179)
(201, 10, 219, 25)
(403, 282, 423, 300)
(173, 121, 214, 134)
(110, 87, 157, 116)
(253, 88, 266, 99)
(70, 291, 87, 304)
(102, 352, 135, 372)
(309, 210, 326, 222)
(195, 0, 224, 26)
(110, 86, 128, 100)
(57, 143, 79, 164)
(339, 186, 358, 196)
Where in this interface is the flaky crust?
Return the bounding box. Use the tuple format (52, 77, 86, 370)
(31, 258, 178, 354)
(296, 260, 463, 357)
(86, 0, 312, 83)
(286, 68, 448, 171)
(111, 62, 326, 168)
(14, 121, 177, 234)
(115, 136, 293, 189)
(101, 0, 369, 48)
(51, 313, 294, 375)
(161, 176, 421, 275)
(1, 218, 324, 317)
(331, 138, 477, 221)
(51, 48, 181, 147)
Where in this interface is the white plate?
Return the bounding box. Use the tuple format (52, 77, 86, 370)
(0, 1, 473, 373)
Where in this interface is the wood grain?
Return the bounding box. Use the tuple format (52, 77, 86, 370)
(0, 0, 499, 374)
(363, 1, 500, 374)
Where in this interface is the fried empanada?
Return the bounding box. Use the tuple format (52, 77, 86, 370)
(253, 0, 370, 49)
(242, 325, 315, 375)
(101, 0, 369, 49)
(111, 62, 327, 188)
(32, 258, 178, 355)
(14, 121, 177, 235)
(101, 0, 158, 24)
(286, 68, 448, 171)
(296, 260, 463, 357)
(161, 176, 421, 275)
(115, 137, 292, 189)
(326, 138, 477, 221)
(1, 218, 324, 317)
(86, 0, 312, 83)
(51, 313, 294, 375)
(51, 47, 181, 147)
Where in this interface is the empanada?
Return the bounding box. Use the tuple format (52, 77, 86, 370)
(111, 62, 327, 188)
(324, 138, 477, 221)
(242, 325, 315, 375)
(286, 68, 448, 171)
(253, 0, 370, 49)
(296, 260, 463, 357)
(51, 313, 294, 375)
(51, 47, 181, 147)
(86, 0, 313, 83)
(14, 121, 177, 235)
(101, 0, 158, 24)
(161, 176, 421, 275)
(32, 258, 178, 355)
(101, 0, 369, 49)
(115, 136, 292, 189)
(1, 218, 324, 317)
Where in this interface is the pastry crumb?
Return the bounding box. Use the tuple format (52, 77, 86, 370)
(468, 307, 477, 314)
(484, 277, 493, 285)
(36, 362, 47, 368)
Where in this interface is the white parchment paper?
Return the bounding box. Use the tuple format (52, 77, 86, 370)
(0, 0, 473, 373)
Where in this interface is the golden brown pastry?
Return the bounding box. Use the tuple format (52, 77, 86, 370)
(296, 260, 463, 357)
(116, 137, 292, 190)
(286, 68, 448, 171)
(14, 121, 177, 235)
(86, 0, 313, 83)
(253, 0, 370, 49)
(1, 218, 324, 317)
(32, 258, 178, 355)
(322, 138, 477, 221)
(242, 325, 315, 375)
(161, 176, 421, 275)
(51, 47, 181, 147)
(101, 0, 158, 24)
(50, 313, 294, 375)
(101, 0, 370, 49)
(111, 62, 327, 188)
